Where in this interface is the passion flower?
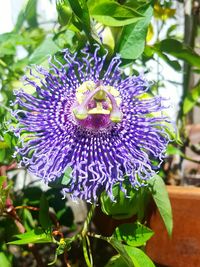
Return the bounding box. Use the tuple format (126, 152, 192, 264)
(11, 45, 169, 202)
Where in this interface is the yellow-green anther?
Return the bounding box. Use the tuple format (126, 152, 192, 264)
(110, 110, 123, 123)
(73, 106, 88, 120)
(104, 89, 123, 123)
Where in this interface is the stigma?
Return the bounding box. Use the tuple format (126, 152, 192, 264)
(73, 81, 123, 129)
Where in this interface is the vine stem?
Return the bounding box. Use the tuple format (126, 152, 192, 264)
(81, 204, 96, 267)
(81, 204, 96, 237)
(82, 236, 93, 267)
(87, 232, 111, 242)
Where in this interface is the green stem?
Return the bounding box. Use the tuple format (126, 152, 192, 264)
(81, 205, 95, 267)
(87, 232, 111, 242)
(182, 155, 200, 164)
(86, 236, 93, 265)
(83, 236, 93, 267)
(81, 204, 95, 237)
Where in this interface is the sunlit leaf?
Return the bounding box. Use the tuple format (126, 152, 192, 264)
(7, 228, 52, 245)
(118, 4, 153, 59)
(158, 39, 200, 68)
(148, 175, 173, 236)
(166, 144, 184, 157)
(14, 0, 38, 32)
(25, 0, 38, 27)
(113, 222, 154, 247)
(0, 252, 12, 267)
(109, 239, 134, 267)
(124, 246, 155, 267)
(166, 24, 177, 38)
(29, 37, 60, 64)
(89, 0, 143, 27)
(56, 0, 72, 26)
(23, 208, 35, 231)
(144, 44, 182, 71)
(68, 0, 91, 36)
(183, 82, 200, 115)
(110, 240, 155, 267)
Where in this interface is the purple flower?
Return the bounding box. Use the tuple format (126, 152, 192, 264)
(11, 45, 169, 202)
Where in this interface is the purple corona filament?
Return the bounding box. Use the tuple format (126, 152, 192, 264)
(11, 45, 170, 202)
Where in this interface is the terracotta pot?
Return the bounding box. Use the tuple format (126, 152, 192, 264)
(146, 186, 200, 267)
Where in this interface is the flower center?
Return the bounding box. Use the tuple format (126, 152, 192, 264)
(72, 81, 123, 130)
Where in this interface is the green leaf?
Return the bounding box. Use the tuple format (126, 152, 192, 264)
(118, 4, 153, 59)
(144, 45, 182, 71)
(39, 194, 52, 230)
(0, 149, 6, 163)
(109, 240, 155, 267)
(0, 32, 34, 47)
(105, 254, 127, 267)
(158, 39, 200, 68)
(164, 121, 182, 145)
(61, 167, 72, 186)
(124, 246, 155, 267)
(166, 144, 184, 157)
(48, 167, 73, 189)
(25, 0, 38, 27)
(14, 0, 28, 32)
(157, 50, 182, 71)
(0, 33, 28, 56)
(166, 24, 177, 38)
(14, 0, 38, 32)
(183, 83, 200, 115)
(124, 0, 151, 10)
(0, 252, 12, 267)
(7, 228, 52, 245)
(68, 0, 91, 36)
(109, 239, 134, 267)
(100, 182, 139, 220)
(56, 0, 72, 26)
(23, 208, 35, 231)
(148, 175, 173, 236)
(89, 0, 143, 27)
(3, 133, 15, 149)
(113, 222, 154, 247)
(29, 37, 60, 64)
